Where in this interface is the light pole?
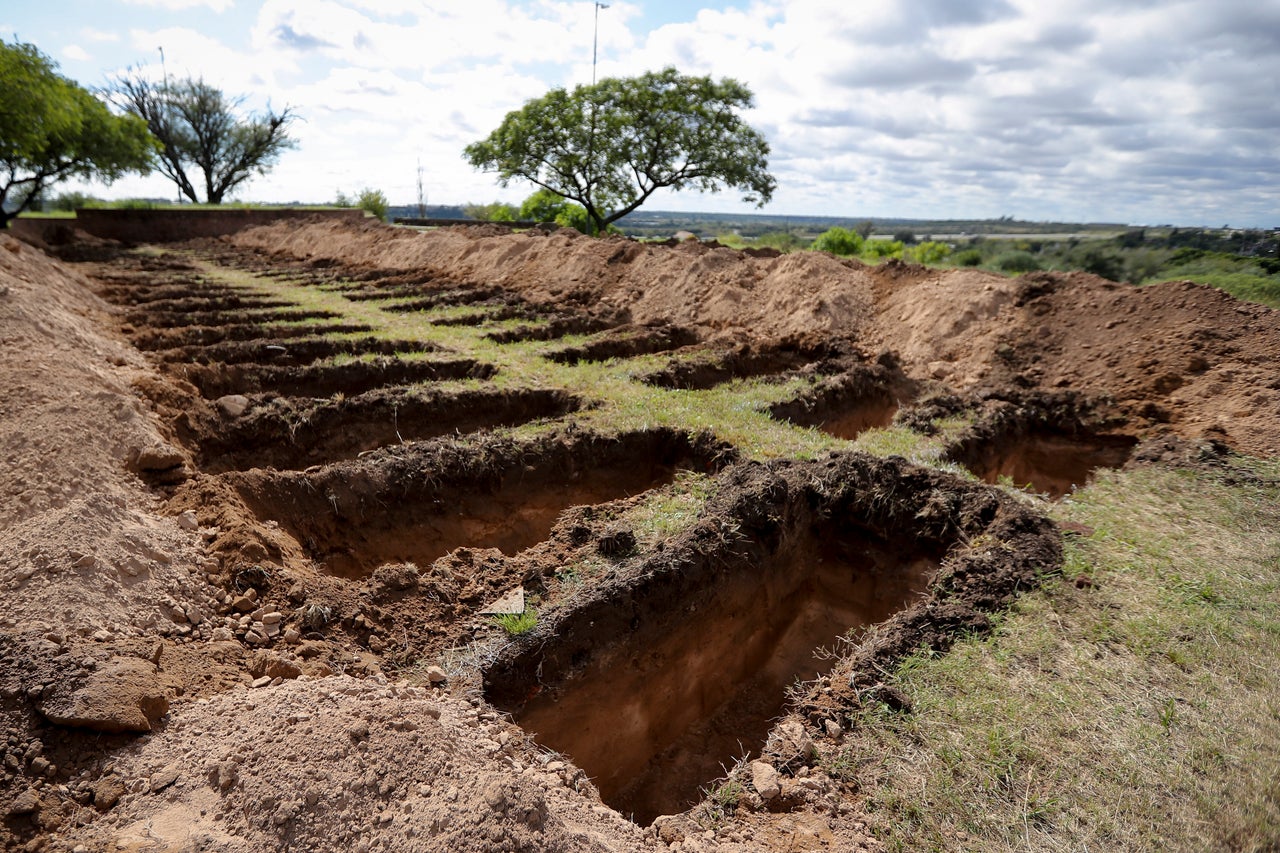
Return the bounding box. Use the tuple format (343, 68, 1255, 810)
(592, 2, 609, 84)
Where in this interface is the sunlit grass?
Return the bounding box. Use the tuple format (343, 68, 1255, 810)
(834, 463, 1280, 852)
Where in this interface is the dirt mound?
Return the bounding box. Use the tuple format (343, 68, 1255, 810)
(229, 220, 1280, 455)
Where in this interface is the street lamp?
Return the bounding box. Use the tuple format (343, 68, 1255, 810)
(593, 2, 609, 84)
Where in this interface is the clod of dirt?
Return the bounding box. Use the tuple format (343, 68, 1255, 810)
(37, 658, 170, 733)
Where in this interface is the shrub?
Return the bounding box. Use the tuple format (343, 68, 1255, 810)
(864, 239, 905, 260)
(907, 241, 951, 265)
(1077, 247, 1124, 281)
(50, 191, 101, 212)
(462, 201, 518, 222)
(356, 188, 388, 222)
(753, 230, 806, 252)
(811, 226, 864, 257)
(953, 249, 984, 267)
(993, 250, 1042, 273)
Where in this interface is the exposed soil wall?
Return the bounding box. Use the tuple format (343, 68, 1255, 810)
(74, 209, 367, 243)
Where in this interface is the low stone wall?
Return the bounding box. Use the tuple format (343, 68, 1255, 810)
(71, 208, 368, 243)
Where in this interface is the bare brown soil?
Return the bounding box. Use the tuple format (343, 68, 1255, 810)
(2, 218, 1277, 853)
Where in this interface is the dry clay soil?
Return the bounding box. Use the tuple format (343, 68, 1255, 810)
(1, 219, 1279, 853)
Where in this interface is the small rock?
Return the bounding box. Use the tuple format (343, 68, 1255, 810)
(751, 760, 781, 800)
(771, 719, 817, 769)
(37, 658, 169, 733)
(231, 594, 257, 613)
(248, 651, 302, 680)
(823, 718, 844, 738)
(250, 676, 272, 689)
(653, 815, 685, 844)
(149, 765, 180, 792)
(176, 511, 199, 531)
(211, 762, 237, 791)
(93, 775, 126, 809)
(210, 627, 234, 642)
(131, 443, 185, 472)
(216, 395, 251, 417)
(426, 666, 448, 685)
(8, 788, 40, 816)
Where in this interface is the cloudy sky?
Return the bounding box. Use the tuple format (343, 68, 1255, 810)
(7, 0, 1279, 226)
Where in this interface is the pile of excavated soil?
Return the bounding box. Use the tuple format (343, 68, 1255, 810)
(230, 219, 1280, 455)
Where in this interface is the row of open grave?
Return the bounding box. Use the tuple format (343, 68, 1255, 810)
(84, 245, 1124, 823)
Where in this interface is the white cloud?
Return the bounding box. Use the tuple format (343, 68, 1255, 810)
(81, 29, 121, 44)
(120, 0, 235, 11)
(63, 44, 91, 62)
(54, 0, 1280, 224)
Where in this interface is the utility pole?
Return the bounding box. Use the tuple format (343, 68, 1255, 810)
(592, 2, 609, 84)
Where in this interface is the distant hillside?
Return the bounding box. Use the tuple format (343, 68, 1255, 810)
(614, 210, 1131, 240)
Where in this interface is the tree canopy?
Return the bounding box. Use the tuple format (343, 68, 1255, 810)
(108, 72, 297, 204)
(464, 67, 776, 235)
(0, 41, 153, 228)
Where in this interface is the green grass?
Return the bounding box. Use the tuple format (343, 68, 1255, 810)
(833, 463, 1280, 852)
(1172, 271, 1280, 310)
(490, 609, 538, 635)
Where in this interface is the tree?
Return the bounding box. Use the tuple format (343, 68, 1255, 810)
(465, 67, 775, 236)
(108, 71, 296, 204)
(0, 41, 153, 228)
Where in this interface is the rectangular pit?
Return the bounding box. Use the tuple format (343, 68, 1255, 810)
(230, 429, 729, 578)
(948, 430, 1137, 499)
(512, 522, 936, 824)
(769, 366, 905, 440)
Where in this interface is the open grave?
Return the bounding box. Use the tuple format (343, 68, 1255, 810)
(482, 452, 1058, 825)
(768, 357, 911, 440)
(228, 428, 733, 578)
(941, 394, 1137, 498)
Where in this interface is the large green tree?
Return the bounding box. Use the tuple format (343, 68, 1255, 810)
(108, 72, 296, 204)
(465, 67, 776, 235)
(0, 41, 153, 228)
